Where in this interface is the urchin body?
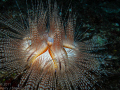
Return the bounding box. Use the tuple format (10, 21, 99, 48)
(0, 0, 101, 89)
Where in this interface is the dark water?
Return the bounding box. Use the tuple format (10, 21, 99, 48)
(0, 0, 120, 89)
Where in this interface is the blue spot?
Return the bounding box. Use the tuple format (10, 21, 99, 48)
(59, 12, 62, 16)
(69, 9, 72, 12)
(48, 37, 54, 43)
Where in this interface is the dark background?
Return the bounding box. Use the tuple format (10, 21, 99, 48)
(0, 0, 120, 89)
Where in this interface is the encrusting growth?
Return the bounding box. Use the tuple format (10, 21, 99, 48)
(0, 0, 103, 89)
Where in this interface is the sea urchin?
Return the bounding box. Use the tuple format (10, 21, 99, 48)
(0, 0, 103, 89)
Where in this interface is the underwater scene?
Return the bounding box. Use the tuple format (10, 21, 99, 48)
(0, 0, 120, 90)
